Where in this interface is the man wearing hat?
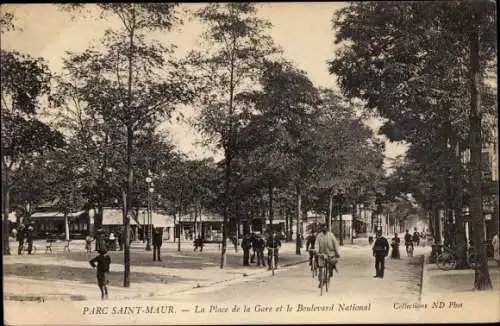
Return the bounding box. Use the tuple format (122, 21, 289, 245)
(89, 249, 111, 300)
(372, 229, 390, 278)
(314, 223, 340, 287)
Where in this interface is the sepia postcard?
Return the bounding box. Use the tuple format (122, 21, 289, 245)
(2, 2, 499, 325)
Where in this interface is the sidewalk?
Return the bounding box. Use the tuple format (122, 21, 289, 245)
(420, 251, 500, 303)
(4, 241, 374, 302)
(3, 242, 309, 302)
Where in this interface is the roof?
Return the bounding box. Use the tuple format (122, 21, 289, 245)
(102, 208, 175, 227)
(29, 210, 86, 219)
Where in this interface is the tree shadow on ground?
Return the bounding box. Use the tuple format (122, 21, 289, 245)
(3, 264, 206, 286)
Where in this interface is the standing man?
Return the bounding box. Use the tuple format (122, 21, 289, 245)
(26, 224, 34, 255)
(314, 224, 340, 286)
(306, 231, 317, 269)
(241, 233, 252, 266)
(372, 229, 389, 278)
(17, 224, 26, 255)
(250, 233, 257, 264)
(152, 228, 163, 261)
(254, 233, 266, 267)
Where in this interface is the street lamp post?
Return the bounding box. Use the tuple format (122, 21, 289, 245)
(145, 174, 153, 251)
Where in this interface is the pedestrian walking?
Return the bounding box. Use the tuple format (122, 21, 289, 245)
(117, 231, 123, 251)
(17, 224, 26, 255)
(492, 233, 499, 266)
(152, 228, 163, 262)
(95, 229, 106, 252)
(404, 229, 413, 256)
(26, 225, 34, 255)
(390, 233, 401, 259)
(372, 229, 389, 278)
(85, 235, 93, 253)
(241, 233, 252, 266)
(254, 234, 266, 267)
(193, 235, 204, 252)
(108, 232, 116, 251)
(89, 249, 111, 300)
(412, 229, 420, 247)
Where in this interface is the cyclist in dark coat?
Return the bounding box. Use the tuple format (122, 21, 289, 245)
(306, 232, 317, 268)
(266, 232, 281, 269)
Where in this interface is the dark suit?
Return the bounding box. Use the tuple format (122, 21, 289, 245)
(153, 230, 163, 261)
(372, 236, 389, 278)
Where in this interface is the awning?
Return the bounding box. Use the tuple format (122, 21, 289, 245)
(178, 212, 224, 223)
(30, 210, 86, 219)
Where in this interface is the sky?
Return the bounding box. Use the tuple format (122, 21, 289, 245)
(1, 3, 407, 169)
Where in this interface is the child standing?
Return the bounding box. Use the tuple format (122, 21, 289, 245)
(89, 249, 111, 300)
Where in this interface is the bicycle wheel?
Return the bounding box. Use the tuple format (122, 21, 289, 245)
(271, 253, 275, 276)
(436, 252, 456, 270)
(324, 262, 329, 293)
(318, 267, 324, 296)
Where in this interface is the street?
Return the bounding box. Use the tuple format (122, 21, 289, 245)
(167, 245, 425, 305)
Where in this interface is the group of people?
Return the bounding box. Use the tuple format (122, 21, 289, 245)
(13, 223, 35, 255)
(241, 232, 281, 269)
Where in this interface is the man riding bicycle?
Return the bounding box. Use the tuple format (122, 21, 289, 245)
(306, 231, 317, 269)
(314, 224, 340, 287)
(404, 230, 413, 255)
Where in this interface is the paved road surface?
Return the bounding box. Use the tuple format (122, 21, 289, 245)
(166, 246, 426, 305)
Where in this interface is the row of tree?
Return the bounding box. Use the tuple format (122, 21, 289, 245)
(329, 1, 497, 290)
(1, 4, 389, 287)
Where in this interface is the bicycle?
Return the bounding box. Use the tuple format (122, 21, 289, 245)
(436, 246, 477, 270)
(267, 247, 277, 276)
(309, 250, 318, 278)
(317, 254, 329, 296)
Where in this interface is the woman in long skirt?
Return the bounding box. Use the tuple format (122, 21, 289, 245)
(391, 233, 401, 259)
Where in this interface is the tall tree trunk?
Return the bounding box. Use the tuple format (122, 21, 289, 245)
(469, 15, 492, 290)
(194, 201, 198, 239)
(339, 194, 344, 246)
(268, 183, 274, 230)
(122, 6, 136, 289)
(454, 141, 468, 269)
(296, 184, 302, 255)
(220, 147, 231, 268)
(2, 169, 11, 255)
(327, 188, 334, 232)
(64, 212, 70, 242)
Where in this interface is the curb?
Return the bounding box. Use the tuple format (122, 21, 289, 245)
(168, 259, 309, 296)
(419, 253, 428, 303)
